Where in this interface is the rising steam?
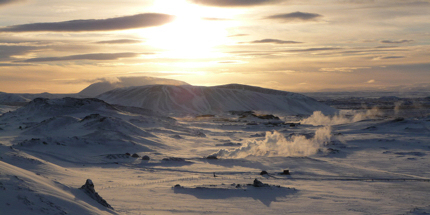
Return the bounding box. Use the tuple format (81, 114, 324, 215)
(212, 126, 332, 158)
(300, 108, 381, 126)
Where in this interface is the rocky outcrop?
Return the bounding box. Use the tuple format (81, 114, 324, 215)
(80, 179, 113, 210)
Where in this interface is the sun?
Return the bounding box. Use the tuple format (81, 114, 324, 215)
(142, 0, 232, 59)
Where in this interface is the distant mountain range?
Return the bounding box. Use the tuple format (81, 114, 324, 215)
(1, 76, 338, 116)
(97, 84, 337, 115)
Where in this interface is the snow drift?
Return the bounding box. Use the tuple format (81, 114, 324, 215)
(97, 84, 337, 116)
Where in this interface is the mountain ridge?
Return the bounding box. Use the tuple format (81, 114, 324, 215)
(97, 84, 337, 115)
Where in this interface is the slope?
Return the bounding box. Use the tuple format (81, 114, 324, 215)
(97, 84, 337, 116)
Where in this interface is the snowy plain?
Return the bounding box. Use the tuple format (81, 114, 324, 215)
(0, 84, 429, 215)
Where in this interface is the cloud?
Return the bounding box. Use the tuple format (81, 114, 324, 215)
(189, 0, 282, 7)
(0, 45, 40, 60)
(0, 13, 175, 33)
(367, 79, 375, 83)
(217, 60, 246, 64)
(380, 40, 413, 44)
(21, 52, 145, 62)
(228, 34, 249, 37)
(249, 39, 303, 44)
(265, 11, 323, 22)
(226, 47, 343, 57)
(95, 39, 142, 44)
(202, 17, 232, 21)
(0, 63, 31, 67)
(319, 67, 370, 72)
(0, 0, 23, 6)
(380, 56, 405, 59)
(285, 47, 341, 52)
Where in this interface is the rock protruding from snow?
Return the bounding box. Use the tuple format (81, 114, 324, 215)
(80, 179, 113, 210)
(252, 179, 270, 187)
(79, 76, 190, 97)
(97, 84, 337, 116)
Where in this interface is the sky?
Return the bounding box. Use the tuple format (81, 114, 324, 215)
(0, 0, 429, 93)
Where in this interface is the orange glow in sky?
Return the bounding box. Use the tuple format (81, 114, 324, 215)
(0, 0, 429, 93)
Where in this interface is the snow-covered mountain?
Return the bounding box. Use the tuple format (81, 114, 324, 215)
(0, 92, 30, 105)
(97, 84, 337, 115)
(78, 76, 189, 97)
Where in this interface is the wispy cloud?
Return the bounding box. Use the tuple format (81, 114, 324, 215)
(380, 56, 405, 59)
(202, 17, 232, 21)
(0, 45, 41, 60)
(285, 47, 341, 52)
(189, 0, 281, 7)
(0, 13, 175, 33)
(228, 34, 249, 37)
(319, 67, 370, 72)
(0, 63, 31, 67)
(0, 0, 23, 6)
(227, 47, 343, 57)
(21, 52, 145, 62)
(265, 11, 323, 22)
(380, 39, 414, 44)
(95, 39, 142, 44)
(217, 60, 247, 64)
(249, 39, 303, 44)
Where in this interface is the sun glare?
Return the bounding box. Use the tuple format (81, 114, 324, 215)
(143, 0, 233, 59)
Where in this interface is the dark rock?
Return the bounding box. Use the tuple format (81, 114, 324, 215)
(260, 170, 268, 175)
(162, 157, 185, 162)
(327, 148, 340, 154)
(80, 179, 113, 210)
(280, 169, 290, 175)
(196, 114, 215, 118)
(206, 155, 218, 159)
(256, 114, 280, 120)
(252, 179, 270, 187)
(142, 155, 150, 160)
(131, 153, 140, 158)
(392, 117, 404, 122)
(125, 153, 131, 156)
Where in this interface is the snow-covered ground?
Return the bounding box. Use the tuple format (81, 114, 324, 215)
(1, 91, 429, 214)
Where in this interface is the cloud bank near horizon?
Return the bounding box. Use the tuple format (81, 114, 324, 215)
(0, 13, 175, 32)
(265, 11, 323, 22)
(189, 0, 282, 7)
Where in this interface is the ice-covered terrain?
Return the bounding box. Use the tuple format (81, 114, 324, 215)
(0, 87, 429, 214)
(98, 84, 337, 116)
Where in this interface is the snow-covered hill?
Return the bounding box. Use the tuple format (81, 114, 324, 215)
(0, 160, 116, 215)
(0, 92, 30, 105)
(79, 76, 190, 97)
(97, 84, 337, 116)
